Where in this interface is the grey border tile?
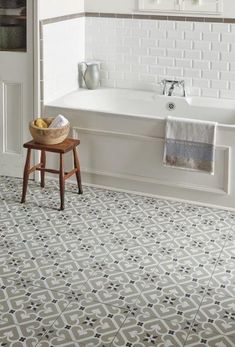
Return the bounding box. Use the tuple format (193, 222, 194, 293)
(186, 16, 205, 22)
(116, 13, 133, 19)
(205, 17, 224, 23)
(40, 12, 85, 25)
(85, 12, 100, 17)
(100, 13, 117, 18)
(224, 18, 235, 23)
(85, 12, 234, 24)
(38, 11, 235, 24)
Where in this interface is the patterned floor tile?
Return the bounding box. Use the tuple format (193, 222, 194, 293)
(102, 246, 160, 274)
(37, 339, 82, 347)
(0, 176, 234, 346)
(103, 196, 142, 214)
(38, 299, 127, 347)
(110, 231, 155, 250)
(142, 266, 211, 296)
(183, 207, 234, 230)
(81, 216, 125, 237)
(0, 231, 111, 295)
(132, 196, 186, 218)
(130, 264, 212, 324)
(112, 310, 191, 347)
(166, 239, 222, 260)
(80, 270, 146, 309)
(0, 328, 39, 347)
(220, 239, 235, 263)
(192, 294, 235, 338)
(118, 211, 157, 229)
(154, 255, 217, 283)
(208, 259, 235, 298)
(185, 324, 235, 347)
(134, 288, 203, 323)
(0, 247, 93, 294)
(0, 277, 71, 346)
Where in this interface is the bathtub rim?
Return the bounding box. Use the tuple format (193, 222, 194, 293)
(45, 103, 235, 132)
(45, 87, 235, 131)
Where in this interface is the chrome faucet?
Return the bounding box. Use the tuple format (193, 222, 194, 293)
(160, 79, 186, 97)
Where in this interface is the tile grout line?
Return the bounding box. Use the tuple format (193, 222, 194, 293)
(35, 300, 73, 346)
(183, 232, 230, 346)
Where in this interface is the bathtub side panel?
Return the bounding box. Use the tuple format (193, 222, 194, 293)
(44, 106, 235, 210)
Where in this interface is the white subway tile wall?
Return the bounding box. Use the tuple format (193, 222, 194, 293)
(85, 17, 235, 98)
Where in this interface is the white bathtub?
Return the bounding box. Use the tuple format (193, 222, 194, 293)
(47, 88, 235, 127)
(45, 88, 235, 210)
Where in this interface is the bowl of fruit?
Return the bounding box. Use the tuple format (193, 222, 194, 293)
(29, 117, 70, 145)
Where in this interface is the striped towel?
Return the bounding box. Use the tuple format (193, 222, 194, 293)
(163, 116, 217, 175)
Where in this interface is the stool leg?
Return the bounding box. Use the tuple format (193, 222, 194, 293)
(40, 150, 46, 188)
(21, 148, 31, 203)
(59, 153, 65, 210)
(73, 147, 83, 194)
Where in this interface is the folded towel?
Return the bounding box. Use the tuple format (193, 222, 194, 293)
(49, 114, 69, 128)
(163, 116, 217, 174)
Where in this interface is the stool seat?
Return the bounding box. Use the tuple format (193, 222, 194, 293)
(24, 139, 80, 154)
(21, 138, 83, 210)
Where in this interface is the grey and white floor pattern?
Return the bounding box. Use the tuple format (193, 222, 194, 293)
(0, 175, 235, 347)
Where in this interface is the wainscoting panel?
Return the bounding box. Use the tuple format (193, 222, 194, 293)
(3, 82, 22, 155)
(73, 127, 230, 195)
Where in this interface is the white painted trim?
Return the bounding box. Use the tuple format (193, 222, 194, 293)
(74, 127, 160, 142)
(83, 181, 234, 212)
(34, 0, 41, 182)
(34, 0, 40, 119)
(138, 0, 223, 15)
(224, 146, 231, 195)
(0, 82, 3, 154)
(3, 81, 23, 155)
(81, 166, 227, 195)
(73, 126, 229, 147)
(73, 126, 230, 195)
(46, 175, 235, 212)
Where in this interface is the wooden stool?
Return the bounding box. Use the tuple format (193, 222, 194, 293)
(21, 138, 83, 210)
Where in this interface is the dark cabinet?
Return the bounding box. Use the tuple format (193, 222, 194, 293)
(0, 0, 26, 51)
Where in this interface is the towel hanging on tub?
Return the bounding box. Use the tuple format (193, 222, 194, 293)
(163, 116, 217, 175)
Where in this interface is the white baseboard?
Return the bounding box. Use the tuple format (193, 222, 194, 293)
(44, 174, 235, 212)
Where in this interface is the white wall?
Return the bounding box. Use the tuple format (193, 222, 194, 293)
(85, 0, 235, 18)
(39, 0, 84, 20)
(85, 0, 136, 14)
(42, 17, 85, 103)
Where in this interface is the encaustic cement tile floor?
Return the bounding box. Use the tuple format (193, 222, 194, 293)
(0, 176, 235, 347)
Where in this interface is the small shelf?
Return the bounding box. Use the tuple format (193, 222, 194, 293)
(0, 15, 26, 19)
(0, 47, 26, 52)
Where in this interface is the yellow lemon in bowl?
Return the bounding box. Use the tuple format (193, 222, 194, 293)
(35, 118, 48, 129)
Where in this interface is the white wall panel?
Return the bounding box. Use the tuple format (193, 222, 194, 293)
(85, 0, 235, 18)
(42, 17, 85, 103)
(39, 0, 84, 20)
(4, 82, 22, 154)
(75, 128, 230, 195)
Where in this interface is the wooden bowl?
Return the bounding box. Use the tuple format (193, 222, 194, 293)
(29, 117, 70, 145)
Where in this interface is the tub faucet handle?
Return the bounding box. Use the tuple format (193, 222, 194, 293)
(177, 80, 186, 97)
(160, 79, 168, 95)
